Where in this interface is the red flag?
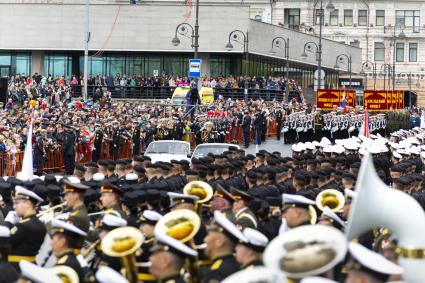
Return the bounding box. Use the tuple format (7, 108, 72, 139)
(363, 108, 370, 138)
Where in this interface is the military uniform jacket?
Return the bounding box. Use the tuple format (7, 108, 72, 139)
(136, 237, 156, 282)
(235, 207, 258, 229)
(202, 254, 240, 283)
(68, 204, 90, 233)
(7, 214, 46, 264)
(158, 273, 185, 283)
(56, 249, 85, 283)
(0, 259, 19, 283)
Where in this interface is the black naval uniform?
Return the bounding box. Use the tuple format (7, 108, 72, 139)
(6, 214, 46, 271)
(63, 129, 76, 175)
(0, 256, 18, 283)
(132, 126, 142, 157)
(158, 273, 185, 283)
(136, 237, 156, 282)
(112, 128, 120, 160)
(275, 110, 283, 140)
(92, 130, 103, 162)
(202, 254, 240, 283)
(242, 114, 251, 148)
(56, 249, 85, 283)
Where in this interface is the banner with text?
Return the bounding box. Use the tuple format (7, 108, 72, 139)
(316, 89, 356, 110)
(363, 90, 404, 110)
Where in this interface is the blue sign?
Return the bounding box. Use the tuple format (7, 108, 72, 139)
(188, 59, 202, 78)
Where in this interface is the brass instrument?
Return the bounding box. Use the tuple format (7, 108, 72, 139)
(101, 226, 144, 283)
(36, 203, 67, 218)
(50, 265, 79, 283)
(316, 189, 345, 212)
(82, 239, 100, 259)
(154, 209, 201, 283)
(183, 181, 213, 214)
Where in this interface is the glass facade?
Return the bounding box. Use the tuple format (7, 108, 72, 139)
(44, 54, 73, 78)
(0, 52, 31, 76)
(78, 54, 191, 77)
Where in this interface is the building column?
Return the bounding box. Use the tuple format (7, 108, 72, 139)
(31, 50, 45, 75)
(199, 53, 210, 78)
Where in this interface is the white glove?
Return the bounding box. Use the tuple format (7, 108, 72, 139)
(39, 211, 54, 224)
(77, 254, 88, 268)
(5, 211, 20, 225)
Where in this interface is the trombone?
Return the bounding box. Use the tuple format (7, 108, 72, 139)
(36, 203, 67, 218)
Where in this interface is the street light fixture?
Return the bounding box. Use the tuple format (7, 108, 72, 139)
(334, 54, 352, 89)
(269, 36, 290, 102)
(171, 36, 180, 47)
(361, 61, 377, 90)
(300, 42, 322, 90)
(225, 30, 249, 100)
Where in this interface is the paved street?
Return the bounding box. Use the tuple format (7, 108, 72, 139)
(244, 138, 292, 157)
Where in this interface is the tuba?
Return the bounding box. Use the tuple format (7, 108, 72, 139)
(50, 265, 79, 283)
(154, 209, 202, 283)
(183, 181, 213, 214)
(316, 189, 345, 212)
(101, 226, 144, 283)
(346, 152, 425, 283)
(263, 225, 347, 279)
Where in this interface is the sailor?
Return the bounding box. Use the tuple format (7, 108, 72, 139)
(345, 242, 404, 283)
(281, 194, 317, 229)
(203, 211, 241, 283)
(5, 186, 46, 271)
(149, 231, 198, 283)
(63, 177, 90, 233)
(234, 227, 269, 269)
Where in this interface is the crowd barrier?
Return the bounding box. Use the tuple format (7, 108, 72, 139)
(72, 85, 289, 102)
(0, 122, 279, 176)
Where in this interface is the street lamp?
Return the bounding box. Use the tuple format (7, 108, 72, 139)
(301, 0, 335, 92)
(300, 42, 322, 89)
(361, 61, 377, 90)
(391, 23, 406, 91)
(379, 64, 392, 90)
(225, 30, 249, 100)
(334, 54, 352, 90)
(269, 36, 290, 102)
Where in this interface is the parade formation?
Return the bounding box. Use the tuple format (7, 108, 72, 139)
(0, 70, 423, 283)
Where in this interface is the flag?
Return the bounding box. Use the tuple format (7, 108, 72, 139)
(341, 91, 348, 113)
(21, 121, 34, 180)
(421, 110, 425, 129)
(359, 108, 370, 138)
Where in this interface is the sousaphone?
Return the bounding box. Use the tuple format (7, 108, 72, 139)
(183, 181, 213, 213)
(263, 225, 347, 279)
(316, 189, 345, 213)
(101, 226, 144, 283)
(154, 209, 201, 243)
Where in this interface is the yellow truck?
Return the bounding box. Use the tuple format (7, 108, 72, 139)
(171, 86, 214, 105)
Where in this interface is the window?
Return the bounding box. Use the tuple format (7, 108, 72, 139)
(329, 9, 338, 26)
(409, 43, 418, 62)
(396, 10, 420, 27)
(350, 40, 360, 48)
(396, 43, 405, 62)
(376, 10, 385, 26)
(284, 9, 300, 29)
(315, 9, 323, 25)
(250, 8, 263, 21)
(44, 55, 72, 78)
(374, 42, 385, 61)
(358, 10, 367, 26)
(344, 10, 353, 26)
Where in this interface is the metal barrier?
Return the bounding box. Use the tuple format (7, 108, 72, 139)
(71, 85, 287, 101)
(0, 121, 279, 176)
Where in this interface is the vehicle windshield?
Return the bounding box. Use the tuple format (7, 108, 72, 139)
(192, 145, 232, 158)
(172, 97, 186, 105)
(145, 142, 190, 155)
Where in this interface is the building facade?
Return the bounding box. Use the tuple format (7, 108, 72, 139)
(0, 0, 361, 101)
(264, 0, 425, 105)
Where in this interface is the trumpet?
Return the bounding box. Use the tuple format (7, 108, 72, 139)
(82, 239, 100, 259)
(36, 203, 67, 218)
(316, 189, 345, 212)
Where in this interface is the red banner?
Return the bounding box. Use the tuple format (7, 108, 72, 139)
(316, 89, 356, 110)
(363, 90, 404, 110)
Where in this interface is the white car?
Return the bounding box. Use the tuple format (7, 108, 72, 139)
(191, 143, 240, 160)
(144, 140, 191, 163)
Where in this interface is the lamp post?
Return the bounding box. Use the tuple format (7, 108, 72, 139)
(172, 0, 199, 83)
(269, 36, 290, 102)
(379, 64, 392, 90)
(361, 61, 376, 90)
(334, 54, 352, 90)
(301, 0, 335, 92)
(225, 30, 249, 100)
(83, 0, 90, 100)
(300, 41, 322, 89)
(391, 23, 406, 91)
(396, 72, 412, 107)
